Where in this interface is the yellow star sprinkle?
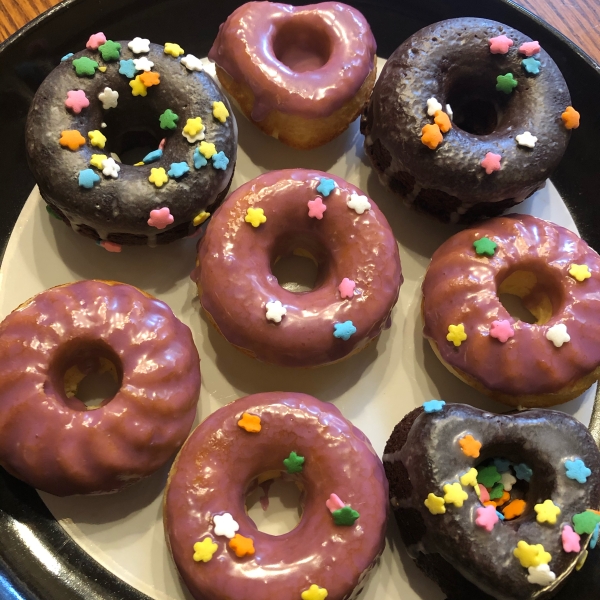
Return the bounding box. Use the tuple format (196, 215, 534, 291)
(198, 141, 216, 159)
(149, 167, 169, 187)
(514, 541, 551, 568)
(569, 264, 591, 282)
(164, 42, 184, 57)
(443, 482, 468, 507)
(193, 211, 210, 226)
(534, 499, 561, 525)
(245, 207, 267, 228)
(134, 161, 144, 166)
(192, 537, 218, 563)
(183, 117, 203, 136)
(213, 101, 230, 123)
(424, 493, 446, 515)
(88, 130, 106, 149)
(90, 154, 107, 169)
(301, 584, 328, 600)
(237, 412, 261, 433)
(129, 75, 148, 97)
(447, 323, 467, 346)
(460, 468, 478, 488)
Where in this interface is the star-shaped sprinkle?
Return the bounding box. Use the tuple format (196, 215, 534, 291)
(516, 131, 538, 148)
(494, 458, 511, 473)
(501, 471, 517, 491)
(514, 541, 551, 568)
(316, 178, 336, 197)
(229, 534, 254, 557)
(446, 323, 467, 346)
(142, 149, 162, 163)
(565, 459, 592, 483)
(61, 53, 73, 61)
(133, 56, 154, 72)
(193, 537, 218, 562)
(180, 53, 204, 71)
(562, 525, 581, 553)
(129, 76, 148, 97)
(308, 197, 327, 219)
(164, 42, 184, 57)
(283, 451, 305, 474)
(98, 240, 122, 252)
(78, 169, 100, 189)
(477, 465, 501, 488)
(490, 319, 514, 343)
(199, 141, 217, 158)
(338, 278, 355, 299)
(503, 499, 526, 520)
(193, 148, 208, 169)
(332, 505, 360, 526)
(73, 56, 98, 77)
(128, 37, 150, 54)
(569, 263, 591, 282)
(514, 463, 533, 482)
(139, 71, 160, 87)
(193, 211, 210, 226)
(434, 110, 452, 133)
(213, 513, 239, 538)
(301, 584, 328, 600)
(573, 510, 600, 534)
(519, 41, 541, 56)
(88, 130, 106, 149)
(534, 499, 561, 525)
(481, 152, 502, 174)
(101, 157, 120, 178)
(562, 106, 580, 130)
(119, 59, 137, 78)
(98, 40, 121, 61)
(333, 321, 356, 341)
(347, 193, 371, 214)
(478, 484, 488, 502)
(443, 483, 468, 507)
(488, 34, 514, 54)
(90, 154, 107, 169)
(265, 300, 286, 322)
(98, 87, 118, 109)
(424, 493, 446, 515)
(426, 97, 443, 116)
(326, 494, 345, 512)
(212, 151, 229, 170)
(64, 90, 89, 114)
(423, 399, 445, 413)
(245, 207, 267, 227)
(528, 564, 556, 586)
(421, 123, 443, 149)
(149, 167, 168, 187)
(237, 412, 261, 433)
(496, 73, 518, 94)
(160, 109, 179, 130)
(167, 161, 190, 179)
(489, 482, 505, 500)
(460, 468, 478, 488)
(86, 32, 106, 49)
(59, 130, 86, 150)
(522, 57, 541, 75)
(473, 236, 497, 256)
(591, 523, 599, 549)
(476, 505, 499, 532)
(546, 323, 570, 347)
(147, 207, 174, 229)
(459, 435, 481, 458)
(211, 101, 230, 124)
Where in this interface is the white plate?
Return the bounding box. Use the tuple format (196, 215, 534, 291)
(0, 59, 594, 600)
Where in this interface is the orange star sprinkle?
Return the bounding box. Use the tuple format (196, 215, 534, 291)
(502, 499, 527, 520)
(139, 71, 160, 87)
(421, 123, 443, 149)
(458, 435, 482, 458)
(229, 534, 255, 557)
(496, 491, 511, 507)
(59, 130, 86, 150)
(434, 110, 452, 133)
(561, 106, 580, 130)
(237, 412, 261, 433)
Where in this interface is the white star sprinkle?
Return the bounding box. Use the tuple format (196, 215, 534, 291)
(101, 157, 120, 179)
(133, 56, 154, 72)
(427, 97, 443, 116)
(182, 128, 205, 143)
(501, 471, 517, 491)
(212, 513, 239, 539)
(445, 104, 453, 120)
(527, 564, 556, 586)
(546, 323, 570, 347)
(128, 37, 150, 54)
(98, 87, 118, 109)
(516, 131, 538, 148)
(265, 300, 287, 323)
(180, 54, 204, 72)
(347, 193, 371, 215)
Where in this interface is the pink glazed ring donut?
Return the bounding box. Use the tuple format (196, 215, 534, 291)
(164, 392, 388, 600)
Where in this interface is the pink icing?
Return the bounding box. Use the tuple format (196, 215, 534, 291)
(208, 2, 376, 120)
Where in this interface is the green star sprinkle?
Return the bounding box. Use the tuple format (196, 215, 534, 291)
(473, 237, 497, 256)
(332, 506, 360, 526)
(477, 465, 501, 488)
(283, 451, 305, 474)
(496, 73, 518, 94)
(98, 40, 122, 62)
(159, 109, 179, 130)
(489, 481, 504, 500)
(72, 56, 99, 77)
(45, 205, 61, 220)
(573, 510, 600, 535)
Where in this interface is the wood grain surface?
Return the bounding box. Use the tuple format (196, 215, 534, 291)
(0, 0, 598, 62)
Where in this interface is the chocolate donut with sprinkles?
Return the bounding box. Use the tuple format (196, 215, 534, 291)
(26, 33, 237, 249)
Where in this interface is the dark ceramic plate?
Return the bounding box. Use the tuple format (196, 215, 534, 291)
(0, 0, 599, 598)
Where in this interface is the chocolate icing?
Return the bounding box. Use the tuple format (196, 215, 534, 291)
(361, 18, 572, 223)
(164, 392, 388, 600)
(193, 169, 402, 367)
(26, 42, 237, 246)
(0, 280, 200, 495)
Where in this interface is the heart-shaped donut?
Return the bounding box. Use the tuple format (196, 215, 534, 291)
(384, 403, 600, 599)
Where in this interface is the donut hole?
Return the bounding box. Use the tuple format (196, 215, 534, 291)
(272, 18, 332, 72)
(245, 470, 303, 535)
(271, 239, 330, 292)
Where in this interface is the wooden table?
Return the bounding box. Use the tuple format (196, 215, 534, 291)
(0, 0, 598, 62)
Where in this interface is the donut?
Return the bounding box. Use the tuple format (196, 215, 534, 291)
(361, 18, 578, 224)
(0, 280, 200, 495)
(383, 402, 600, 600)
(164, 391, 388, 600)
(208, 2, 376, 150)
(192, 168, 402, 367)
(422, 214, 600, 407)
(26, 34, 237, 248)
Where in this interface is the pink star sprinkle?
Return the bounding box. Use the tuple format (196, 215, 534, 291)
(100, 240, 121, 253)
(307, 197, 327, 220)
(481, 152, 502, 175)
(519, 41, 541, 56)
(159, 138, 167, 150)
(562, 525, 581, 553)
(488, 35, 514, 54)
(326, 494, 345, 512)
(338, 278, 356, 299)
(490, 320, 515, 343)
(148, 207, 174, 229)
(64, 90, 89, 114)
(86, 32, 107, 50)
(475, 505, 499, 532)
(478, 484, 490, 503)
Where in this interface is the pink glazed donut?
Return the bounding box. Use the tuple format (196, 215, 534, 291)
(164, 392, 388, 600)
(192, 169, 402, 367)
(0, 280, 200, 496)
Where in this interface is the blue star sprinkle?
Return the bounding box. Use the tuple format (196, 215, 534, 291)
(591, 523, 599, 550)
(333, 321, 356, 341)
(565, 459, 592, 484)
(422, 400, 445, 413)
(212, 151, 229, 170)
(316, 177, 336, 197)
(142, 149, 162, 164)
(522, 57, 541, 76)
(118, 59, 137, 79)
(61, 53, 74, 62)
(514, 463, 533, 482)
(78, 169, 100, 189)
(167, 161, 190, 179)
(493, 458, 511, 473)
(193, 147, 207, 169)
(496, 510, 505, 521)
